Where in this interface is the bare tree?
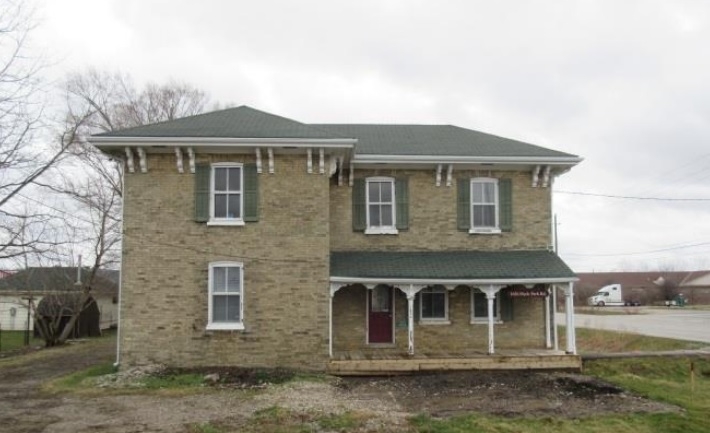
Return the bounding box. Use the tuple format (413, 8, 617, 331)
(29, 70, 210, 345)
(0, 1, 71, 261)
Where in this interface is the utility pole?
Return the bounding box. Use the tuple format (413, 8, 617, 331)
(554, 214, 559, 253)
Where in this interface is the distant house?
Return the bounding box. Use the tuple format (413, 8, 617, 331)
(0, 267, 119, 332)
(576, 271, 710, 305)
(678, 271, 710, 304)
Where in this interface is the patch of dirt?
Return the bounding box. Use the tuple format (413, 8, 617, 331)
(0, 337, 681, 432)
(337, 371, 677, 418)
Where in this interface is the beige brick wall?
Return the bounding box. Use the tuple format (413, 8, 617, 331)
(330, 169, 552, 251)
(121, 156, 554, 369)
(332, 285, 546, 355)
(121, 153, 331, 369)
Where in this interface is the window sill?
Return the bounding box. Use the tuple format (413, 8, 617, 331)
(206, 323, 245, 331)
(470, 319, 504, 325)
(207, 220, 245, 227)
(365, 227, 399, 235)
(419, 319, 451, 326)
(468, 228, 501, 235)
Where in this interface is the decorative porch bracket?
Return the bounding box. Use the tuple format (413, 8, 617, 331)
(561, 282, 576, 354)
(397, 284, 427, 356)
(479, 284, 504, 354)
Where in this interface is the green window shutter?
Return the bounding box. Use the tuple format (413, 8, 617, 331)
(499, 178, 512, 232)
(243, 163, 259, 222)
(395, 177, 409, 230)
(352, 178, 366, 231)
(194, 163, 210, 222)
(457, 179, 470, 231)
(501, 289, 514, 321)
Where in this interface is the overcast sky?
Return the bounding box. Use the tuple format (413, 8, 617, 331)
(28, 0, 710, 272)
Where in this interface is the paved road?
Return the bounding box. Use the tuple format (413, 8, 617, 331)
(567, 309, 710, 343)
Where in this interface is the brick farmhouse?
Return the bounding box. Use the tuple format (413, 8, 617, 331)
(91, 106, 583, 372)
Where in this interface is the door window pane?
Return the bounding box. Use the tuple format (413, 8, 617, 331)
(371, 286, 390, 312)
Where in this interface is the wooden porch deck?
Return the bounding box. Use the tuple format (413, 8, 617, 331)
(328, 350, 582, 375)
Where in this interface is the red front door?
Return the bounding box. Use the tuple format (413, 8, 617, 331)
(368, 285, 393, 344)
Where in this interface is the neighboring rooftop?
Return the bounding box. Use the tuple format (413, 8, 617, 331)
(0, 267, 119, 295)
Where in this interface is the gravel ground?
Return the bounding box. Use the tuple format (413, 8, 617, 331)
(0, 336, 679, 433)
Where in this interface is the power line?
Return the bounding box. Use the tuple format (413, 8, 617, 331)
(564, 241, 710, 257)
(555, 190, 710, 201)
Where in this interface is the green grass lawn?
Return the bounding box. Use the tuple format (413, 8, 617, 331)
(0, 330, 42, 352)
(560, 326, 707, 353)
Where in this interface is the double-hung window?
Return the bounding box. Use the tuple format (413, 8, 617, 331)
(470, 178, 500, 233)
(207, 262, 244, 330)
(366, 177, 397, 234)
(420, 286, 449, 323)
(471, 289, 501, 324)
(210, 163, 243, 225)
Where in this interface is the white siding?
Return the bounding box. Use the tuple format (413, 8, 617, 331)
(0, 295, 41, 331)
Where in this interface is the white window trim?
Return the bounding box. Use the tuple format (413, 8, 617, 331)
(419, 286, 450, 324)
(208, 162, 245, 226)
(365, 176, 398, 235)
(469, 177, 501, 234)
(207, 261, 245, 331)
(470, 288, 503, 325)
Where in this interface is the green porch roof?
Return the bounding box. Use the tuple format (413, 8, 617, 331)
(330, 250, 576, 281)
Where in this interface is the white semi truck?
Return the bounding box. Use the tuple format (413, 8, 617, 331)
(587, 284, 641, 307)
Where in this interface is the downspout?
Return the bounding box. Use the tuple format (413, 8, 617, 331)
(113, 166, 126, 369)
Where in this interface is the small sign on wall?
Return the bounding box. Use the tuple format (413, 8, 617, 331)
(507, 289, 547, 298)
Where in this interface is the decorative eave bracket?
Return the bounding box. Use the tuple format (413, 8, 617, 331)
(532, 165, 552, 188)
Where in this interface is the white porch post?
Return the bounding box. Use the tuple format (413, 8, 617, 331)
(552, 284, 559, 351)
(480, 285, 503, 355)
(564, 282, 577, 354)
(544, 286, 552, 349)
(396, 284, 425, 356)
(407, 293, 415, 355)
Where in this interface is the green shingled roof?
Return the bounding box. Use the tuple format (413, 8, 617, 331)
(312, 124, 574, 158)
(94, 106, 578, 160)
(330, 250, 576, 280)
(96, 106, 347, 140)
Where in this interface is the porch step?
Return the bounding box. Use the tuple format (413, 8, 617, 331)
(327, 354, 582, 375)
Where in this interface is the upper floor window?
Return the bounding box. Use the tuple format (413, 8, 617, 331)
(211, 163, 243, 225)
(470, 178, 500, 233)
(207, 261, 244, 330)
(457, 177, 511, 234)
(195, 162, 258, 225)
(365, 177, 398, 235)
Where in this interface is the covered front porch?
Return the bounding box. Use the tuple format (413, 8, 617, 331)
(328, 250, 580, 373)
